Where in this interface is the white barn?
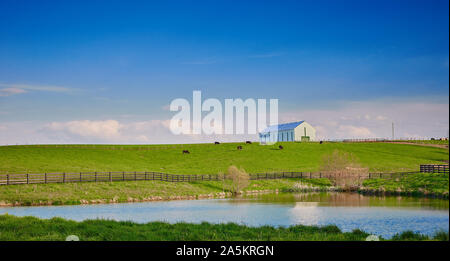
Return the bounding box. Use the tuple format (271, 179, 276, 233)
(259, 121, 316, 143)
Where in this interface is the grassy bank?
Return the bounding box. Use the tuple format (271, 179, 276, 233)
(0, 172, 447, 206)
(1, 142, 448, 174)
(361, 172, 449, 198)
(0, 214, 447, 241)
(0, 178, 331, 206)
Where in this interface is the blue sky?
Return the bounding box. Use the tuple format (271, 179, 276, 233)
(0, 0, 448, 144)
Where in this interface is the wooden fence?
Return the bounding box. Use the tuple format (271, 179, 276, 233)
(420, 164, 449, 174)
(0, 171, 417, 186)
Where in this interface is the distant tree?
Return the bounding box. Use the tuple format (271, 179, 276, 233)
(319, 150, 368, 189)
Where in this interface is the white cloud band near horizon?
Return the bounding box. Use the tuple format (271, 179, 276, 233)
(0, 83, 76, 97)
(0, 99, 448, 145)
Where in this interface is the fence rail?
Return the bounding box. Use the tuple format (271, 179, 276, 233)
(420, 164, 449, 174)
(0, 171, 418, 186)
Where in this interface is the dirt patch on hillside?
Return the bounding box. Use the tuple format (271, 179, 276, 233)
(385, 142, 449, 149)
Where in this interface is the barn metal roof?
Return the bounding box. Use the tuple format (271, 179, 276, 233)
(259, 121, 304, 134)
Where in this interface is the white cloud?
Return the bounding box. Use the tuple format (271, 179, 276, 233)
(0, 83, 75, 97)
(403, 133, 425, 139)
(375, 115, 388, 121)
(47, 120, 123, 140)
(162, 104, 171, 111)
(0, 119, 258, 145)
(280, 99, 449, 140)
(0, 88, 27, 97)
(0, 99, 448, 145)
(337, 125, 375, 138)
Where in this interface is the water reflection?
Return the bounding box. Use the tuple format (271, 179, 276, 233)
(0, 192, 448, 238)
(233, 192, 449, 210)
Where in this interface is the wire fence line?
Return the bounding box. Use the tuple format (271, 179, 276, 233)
(0, 170, 420, 186)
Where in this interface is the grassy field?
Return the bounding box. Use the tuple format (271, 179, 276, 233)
(0, 142, 447, 206)
(0, 142, 448, 174)
(0, 214, 447, 241)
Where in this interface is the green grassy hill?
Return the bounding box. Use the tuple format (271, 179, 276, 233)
(0, 142, 448, 174)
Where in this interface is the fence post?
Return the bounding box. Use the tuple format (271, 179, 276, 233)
(135, 171, 137, 181)
(109, 172, 112, 182)
(123, 171, 125, 181)
(80, 172, 82, 182)
(6, 174, 9, 185)
(63, 172, 66, 183)
(95, 172, 97, 182)
(27, 173, 29, 184)
(145, 171, 147, 180)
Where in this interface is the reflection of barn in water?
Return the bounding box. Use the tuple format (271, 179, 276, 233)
(292, 192, 371, 207)
(291, 192, 438, 208)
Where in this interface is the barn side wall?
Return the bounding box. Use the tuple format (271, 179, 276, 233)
(294, 122, 316, 141)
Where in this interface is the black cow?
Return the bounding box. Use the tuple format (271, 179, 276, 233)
(279, 145, 284, 150)
(319, 141, 323, 144)
(214, 141, 220, 144)
(246, 141, 252, 144)
(182, 150, 190, 154)
(237, 146, 243, 150)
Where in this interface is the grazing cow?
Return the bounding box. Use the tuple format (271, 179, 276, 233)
(319, 141, 323, 144)
(182, 150, 190, 154)
(279, 145, 284, 150)
(214, 141, 220, 144)
(246, 141, 252, 144)
(237, 146, 243, 150)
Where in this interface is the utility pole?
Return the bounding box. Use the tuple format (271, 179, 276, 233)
(392, 122, 394, 140)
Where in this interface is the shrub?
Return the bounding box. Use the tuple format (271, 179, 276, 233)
(320, 150, 368, 189)
(225, 166, 250, 194)
(433, 230, 449, 241)
(391, 231, 429, 241)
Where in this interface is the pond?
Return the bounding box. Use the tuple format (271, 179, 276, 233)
(0, 192, 448, 238)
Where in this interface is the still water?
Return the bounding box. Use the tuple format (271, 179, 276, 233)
(0, 192, 448, 238)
